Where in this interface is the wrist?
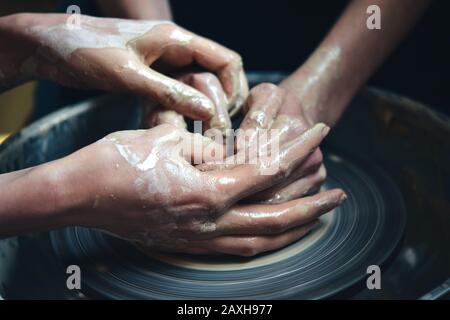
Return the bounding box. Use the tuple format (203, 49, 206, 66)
(0, 13, 40, 90)
(281, 55, 351, 127)
(0, 160, 82, 237)
(36, 159, 87, 228)
(0, 13, 71, 90)
(44, 150, 105, 229)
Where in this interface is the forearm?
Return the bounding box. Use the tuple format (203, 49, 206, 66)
(0, 158, 86, 238)
(281, 0, 431, 126)
(96, 0, 172, 20)
(0, 13, 37, 91)
(0, 13, 69, 92)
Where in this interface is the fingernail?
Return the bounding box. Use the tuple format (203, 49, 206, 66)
(321, 125, 330, 138)
(339, 193, 348, 204)
(219, 115, 231, 130)
(309, 123, 329, 139)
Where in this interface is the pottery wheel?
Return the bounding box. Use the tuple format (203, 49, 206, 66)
(49, 151, 406, 299)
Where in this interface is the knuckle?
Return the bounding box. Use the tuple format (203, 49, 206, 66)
(200, 193, 227, 214)
(185, 220, 217, 236)
(153, 22, 178, 38)
(228, 50, 243, 65)
(253, 83, 279, 95)
(162, 88, 181, 107)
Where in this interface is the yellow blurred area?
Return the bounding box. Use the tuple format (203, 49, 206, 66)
(0, 0, 57, 144)
(0, 135, 9, 144)
(0, 82, 36, 143)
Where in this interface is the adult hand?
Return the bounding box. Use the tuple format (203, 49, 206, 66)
(1, 13, 248, 119)
(200, 83, 328, 204)
(46, 122, 343, 256)
(143, 72, 232, 133)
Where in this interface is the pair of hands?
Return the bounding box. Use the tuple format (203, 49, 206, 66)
(13, 14, 343, 256)
(59, 83, 345, 257)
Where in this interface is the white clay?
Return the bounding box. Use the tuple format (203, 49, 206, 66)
(29, 17, 172, 59)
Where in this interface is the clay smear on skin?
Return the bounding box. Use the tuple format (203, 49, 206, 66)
(123, 60, 212, 111)
(29, 17, 172, 59)
(104, 132, 219, 205)
(300, 46, 342, 115)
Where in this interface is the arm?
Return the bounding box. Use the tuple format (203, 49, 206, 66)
(0, 121, 344, 256)
(0, 13, 247, 124)
(97, 0, 172, 20)
(0, 14, 38, 92)
(0, 163, 79, 237)
(280, 0, 431, 126)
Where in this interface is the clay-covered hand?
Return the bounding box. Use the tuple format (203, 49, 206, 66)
(245, 84, 328, 204)
(12, 13, 248, 120)
(57, 122, 343, 256)
(142, 72, 232, 133)
(199, 83, 328, 204)
(280, 46, 346, 126)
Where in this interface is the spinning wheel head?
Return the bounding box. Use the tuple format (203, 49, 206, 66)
(50, 152, 405, 299)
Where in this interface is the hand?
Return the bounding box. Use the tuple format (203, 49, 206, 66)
(143, 72, 232, 133)
(53, 122, 343, 256)
(8, 13, 248, 119)
(200, 83, 328, 204)
(279, 65, 333, 126)
(251, 85, 327, 204)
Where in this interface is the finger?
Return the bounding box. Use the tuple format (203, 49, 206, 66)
(228, 69, 249, 116)
(151, 25, 248, 111)
(123, 60, 215, 120)
(179, 72, 232, 133)
(176, 130, 227, 165)
(169, 188, 343, 240)
(239, 83, 284, 131)
(204, 220, 321, 256)
(245, 149, 324, 203)
(187, 34, 248, 111)
(262, 165, 327, 204)
(198, 125, 323, 174)
(146, 108, 188, 129)
(213, 189, 345, 236)
(209, 123, 330, 202)
(270, 114, 305, 145)
(200, 84, 288, 172)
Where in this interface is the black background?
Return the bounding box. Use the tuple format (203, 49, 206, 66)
(171, 0, 450, 115)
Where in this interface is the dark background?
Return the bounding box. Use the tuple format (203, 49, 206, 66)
(171, 0, 449, 115)
(0, 0, 448, 117)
